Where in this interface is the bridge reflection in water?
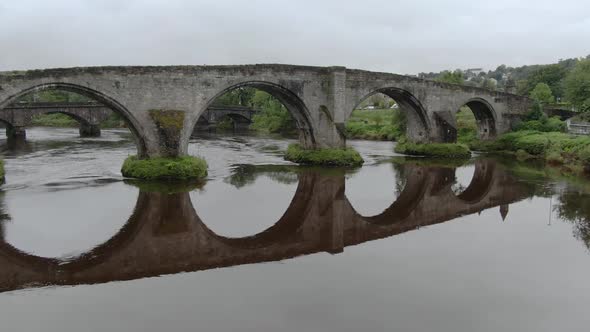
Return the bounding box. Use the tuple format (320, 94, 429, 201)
(0, 160, 533, 293)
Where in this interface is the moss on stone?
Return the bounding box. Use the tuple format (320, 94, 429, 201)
(121, 155, 207, 180)
(394, 140, 471, 158)
(148, 109, 185, 131)
(284, 144, 364, 167)
(149, 109, 185, 156)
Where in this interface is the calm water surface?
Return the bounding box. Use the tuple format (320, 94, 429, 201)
(1, 127, 590, 332)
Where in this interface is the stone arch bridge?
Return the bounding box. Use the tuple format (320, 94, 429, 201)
(0, 65, 530, 157)
(0, 102, 258, 138)
(0, 160, 535, 292)
(0, 102, 111, 137)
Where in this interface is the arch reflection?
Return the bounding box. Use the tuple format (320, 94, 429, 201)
(0, 160, 547, 293)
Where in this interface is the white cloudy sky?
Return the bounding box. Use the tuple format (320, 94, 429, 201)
(0, 0, 589, 74)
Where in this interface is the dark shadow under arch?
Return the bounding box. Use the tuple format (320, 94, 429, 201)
(220, 113, 252, 124)
(0, 118, 15, 133)
(458, 98, 498, 141)
(195, 81, 316, 148)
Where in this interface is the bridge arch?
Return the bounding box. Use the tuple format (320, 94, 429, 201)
(190, 81, 316, 148)
(350, 87, 431, 142)
(454, 97, 498, 141)
(0, 83, 148, 156)
(0, 118, 15, 136)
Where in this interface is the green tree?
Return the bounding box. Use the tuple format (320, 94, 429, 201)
(250, 90, 296, 133)
(525, 64, 568, 98)
(437, 70, 464, 85)
(481, 78, 497, 90)
(564, 59, 590, 110)
(529, 83, 555, 104)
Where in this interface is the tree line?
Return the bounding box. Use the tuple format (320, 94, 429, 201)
(420, 55, 590, 112)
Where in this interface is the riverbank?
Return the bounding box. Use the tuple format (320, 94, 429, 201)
(472, 130, 590, 176)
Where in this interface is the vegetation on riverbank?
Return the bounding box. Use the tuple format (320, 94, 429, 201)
(121, 155, 208, 180)
(284, 144, 364, 167)
(345, 108, 406, 141)
(472, 130, 590, 175)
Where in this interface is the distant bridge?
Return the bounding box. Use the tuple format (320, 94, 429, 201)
(0, 160, 535, 292)
(193, 105, 258, 132)
(0, 102, 111, 137)
(0, 102, 259, 138)
(544, 104, 578, 120)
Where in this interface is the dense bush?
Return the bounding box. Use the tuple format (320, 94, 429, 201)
(284, 144, 364, 167)
(515, 116, 567, 133)
(473, 130, 590, 173)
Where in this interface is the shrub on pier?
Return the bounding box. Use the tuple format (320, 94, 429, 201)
(284, 144, 364, 167)
(121, 155, 208, 181)
(394, 140, 471, 158)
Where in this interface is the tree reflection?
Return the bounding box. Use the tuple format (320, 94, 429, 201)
(556, 189, 590, 249)
(225, 164, 302, 188)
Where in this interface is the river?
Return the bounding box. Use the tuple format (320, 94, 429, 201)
(1, 127, 590, 332)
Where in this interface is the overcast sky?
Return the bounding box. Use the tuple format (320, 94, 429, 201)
(1, 0, 589, 74)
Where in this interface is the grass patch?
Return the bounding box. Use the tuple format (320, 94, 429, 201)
(121, 155, 208, 180)
(394, 139, 471, 158)
(284, 144, 364, 167)
(345, 108, 406, 141)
